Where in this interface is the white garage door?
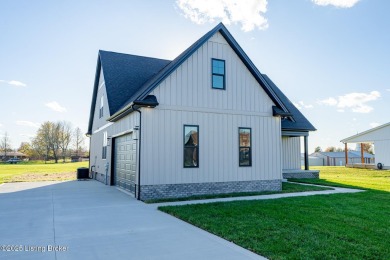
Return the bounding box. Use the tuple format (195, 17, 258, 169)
(114, 133, 137, 194)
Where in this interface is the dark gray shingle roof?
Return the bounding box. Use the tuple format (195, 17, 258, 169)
(99, 50, 171, 114)
(262, 74, 316, 132)
(87, 51, 170, 134)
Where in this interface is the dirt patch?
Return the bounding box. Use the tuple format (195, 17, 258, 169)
(9, 172, 77, 182)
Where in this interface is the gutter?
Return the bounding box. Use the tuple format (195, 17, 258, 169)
(107, 102, 135, 122)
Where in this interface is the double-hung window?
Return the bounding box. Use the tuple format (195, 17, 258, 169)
(239, 128, 252, 166)
(183, 125, 199, 168)
(102, 131, 107, 159)
(212, 59, 225, 89)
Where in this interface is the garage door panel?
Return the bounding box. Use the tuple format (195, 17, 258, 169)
(114, 133, 136, 194)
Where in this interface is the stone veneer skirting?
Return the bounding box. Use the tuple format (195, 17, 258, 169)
(283, 170, 320, 179)
(140, 179, 282, 200)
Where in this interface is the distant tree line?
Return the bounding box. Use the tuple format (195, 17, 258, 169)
(1, 121, 87, 163)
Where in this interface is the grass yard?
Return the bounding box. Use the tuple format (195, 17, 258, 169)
(159, 167, 390, 259)
(290, 166, 390, 191)
(0, 162, 89, 183)
(145, 182, 331, 203)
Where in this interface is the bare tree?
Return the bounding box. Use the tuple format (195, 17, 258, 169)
(0, 132, 11, 160)
(58, 121, 73, 162)
(73, 127, 85, 157)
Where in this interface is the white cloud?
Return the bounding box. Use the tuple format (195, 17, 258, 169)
(0, 80, 27, 87)
(0, 123, 3, 127)
(369, 122, 380, 128)
(16, 121, 40, 128)
(386, 89, 390, 92)
(45, 101, 67, 113)
(312, 0, 360, 8)
(9, 80, 27, 87)
(318, 97, 337, 106)
(294, 101, 313, 110)
(318, 91, 381, 113)
(337, 109, 345, 112)
(176, 0, 268, 32)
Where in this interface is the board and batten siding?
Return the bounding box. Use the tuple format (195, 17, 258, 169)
(91, 69, 110, 132)
(282, 137, 301, 170)
(141, 109, 282, 185)
(150, 32, 275, 113)
(141, 31, 282, 185)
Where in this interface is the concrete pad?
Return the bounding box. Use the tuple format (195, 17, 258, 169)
(0, 181, 264, 260)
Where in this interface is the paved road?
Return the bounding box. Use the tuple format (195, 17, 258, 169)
(0, 181, 264, 260)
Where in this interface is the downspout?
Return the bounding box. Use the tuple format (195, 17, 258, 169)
(86, 133, 92, 178)
(132, 106, 142, 200)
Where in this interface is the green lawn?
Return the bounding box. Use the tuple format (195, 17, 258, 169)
(290, 166, 390, 191)
(159, 167, 390, 259)
(145, 182, 331, 203)
(0, 161, 89, 183)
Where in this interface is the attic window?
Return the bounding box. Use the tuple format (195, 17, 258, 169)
(99, 96, 104, 118)
(212, 59, 225, 89)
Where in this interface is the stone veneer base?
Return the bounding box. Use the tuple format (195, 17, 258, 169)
(283, 170, 320, 179)
(140, 179, 282, 200)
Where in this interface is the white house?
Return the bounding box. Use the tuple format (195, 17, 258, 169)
(341, 122, 390, 169)
(87, 23, 317, 200)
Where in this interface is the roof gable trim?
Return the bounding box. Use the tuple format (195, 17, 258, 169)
(341, 122, 390, 143)
(134, 23, 289, 114)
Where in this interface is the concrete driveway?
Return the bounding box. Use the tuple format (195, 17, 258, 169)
(0, 180, 263, 260)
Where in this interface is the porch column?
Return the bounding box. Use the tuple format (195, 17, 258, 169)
(360, 143, 364, 164)
(304, 135, 309, 170)
(344, 143, 348, 166)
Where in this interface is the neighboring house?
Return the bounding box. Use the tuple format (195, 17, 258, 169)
(300, 154, 325, 167)
(1, 151, 28, 161)
(87, 23, 317, 200)
(310, 151, 375, 166)
(341, 122, 390, 169)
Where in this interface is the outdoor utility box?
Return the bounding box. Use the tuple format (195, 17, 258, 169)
(77, 167, 89, 179)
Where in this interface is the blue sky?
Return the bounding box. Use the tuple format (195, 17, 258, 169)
(1, 0, 389, 152)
